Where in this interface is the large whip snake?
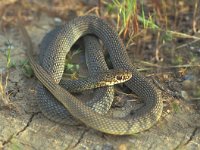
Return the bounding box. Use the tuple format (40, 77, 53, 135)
(19, 15, 163, 135)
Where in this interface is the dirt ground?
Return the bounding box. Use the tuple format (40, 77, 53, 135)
(0, 0, 200, 150)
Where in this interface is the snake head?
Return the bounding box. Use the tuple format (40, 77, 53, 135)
(99, 69, 132, 86)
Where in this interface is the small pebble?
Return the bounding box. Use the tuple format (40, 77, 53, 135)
(181, 90, 189, 100)
(54, 17, 62, 25)
(189, 46, 195, 50)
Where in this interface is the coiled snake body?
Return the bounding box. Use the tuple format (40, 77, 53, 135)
(21, 15, 163, 135)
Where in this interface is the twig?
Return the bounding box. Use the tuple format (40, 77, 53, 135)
(192, 0, 199, 33)
(175, 39, 200, 50)
(98, 0, 101, 17)
(190, 97, 200, 100)
(139, 61, 200, 69)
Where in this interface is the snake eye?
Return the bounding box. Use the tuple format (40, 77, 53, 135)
(116, 75, 123, 81)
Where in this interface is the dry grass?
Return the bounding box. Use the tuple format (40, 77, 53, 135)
(0, 42, 12, 108)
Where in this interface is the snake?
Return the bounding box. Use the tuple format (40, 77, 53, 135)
(19, 15, 163, 135)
